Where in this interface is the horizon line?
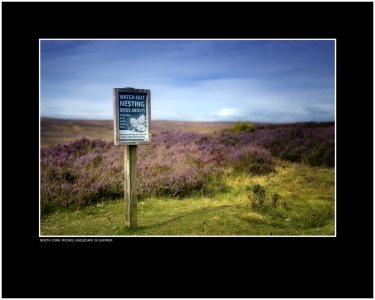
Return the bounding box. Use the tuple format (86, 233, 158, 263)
(40, 116, 335, 125)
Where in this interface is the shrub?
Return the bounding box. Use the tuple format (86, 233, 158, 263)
(40, 139, 123, 213)
(41, 135, 222, 213)
(261, 127, 334, 167)
(40, 122, 334, 214)
(247, 186, 288, 215)
(271, 193, 287, 208)
(230, 121, 256, 133)
(272, 193, 280, 207)
(252, 184, 266, 205)
(204, 124, 334, 168)
(229, 146, 274, 175)
(137, 136, 221, 197)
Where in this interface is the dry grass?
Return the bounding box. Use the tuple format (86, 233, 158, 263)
(41, 117, 235, 146)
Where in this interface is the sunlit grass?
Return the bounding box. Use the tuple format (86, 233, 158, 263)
(41, 161, 335, 236)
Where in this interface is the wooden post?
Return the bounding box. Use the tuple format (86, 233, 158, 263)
(124, 145, 137, 229)
(114, 87, 150, 230)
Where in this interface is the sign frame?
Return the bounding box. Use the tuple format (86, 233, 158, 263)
(113, 87, 151, 145)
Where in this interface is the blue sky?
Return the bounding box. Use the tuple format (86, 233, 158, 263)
(40, 39, 335, 123)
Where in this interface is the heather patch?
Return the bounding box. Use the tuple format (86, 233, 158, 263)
(41, 124, 334, 214)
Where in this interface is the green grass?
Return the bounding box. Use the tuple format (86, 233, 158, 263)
(230, 121, 256, 133)
(41, 161, 335, 236)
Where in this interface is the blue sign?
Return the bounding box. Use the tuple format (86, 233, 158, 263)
(113, 88, 151, 145)
(118, 92, 147, 131)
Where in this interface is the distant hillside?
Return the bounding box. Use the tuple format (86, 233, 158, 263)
(40, 118, 236, 146)
(41, 117, 334, 146)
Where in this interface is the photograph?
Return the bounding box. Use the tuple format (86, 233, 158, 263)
(3, 2, 373, 298)
(40, 39, 336, 236)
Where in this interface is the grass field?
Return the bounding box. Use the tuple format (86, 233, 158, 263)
(40, 118, 335, 236)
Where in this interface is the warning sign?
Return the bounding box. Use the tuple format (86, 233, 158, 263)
(113, 88, 151, 145)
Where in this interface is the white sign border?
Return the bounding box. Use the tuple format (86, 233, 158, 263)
(113, 87, 151, 145)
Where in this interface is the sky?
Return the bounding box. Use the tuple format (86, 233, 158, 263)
(40, 39, 335, 123)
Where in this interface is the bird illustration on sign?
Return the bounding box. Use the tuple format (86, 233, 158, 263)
(129, 114, 146, 132)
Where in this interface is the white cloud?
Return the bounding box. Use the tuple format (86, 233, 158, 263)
(215, 107, 243, 117)
(41, 98, 112, 119)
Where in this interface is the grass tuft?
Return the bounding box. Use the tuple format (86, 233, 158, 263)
(242, 212, 266, 223)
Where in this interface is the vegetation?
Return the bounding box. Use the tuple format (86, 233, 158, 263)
(230, 121, 256, 133)
(40, 121, 335, 235)
(41, 162, 334, 236)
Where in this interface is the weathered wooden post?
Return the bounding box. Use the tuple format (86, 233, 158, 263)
(113, 87, 151, 230)
(124, 145, 137, 226)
